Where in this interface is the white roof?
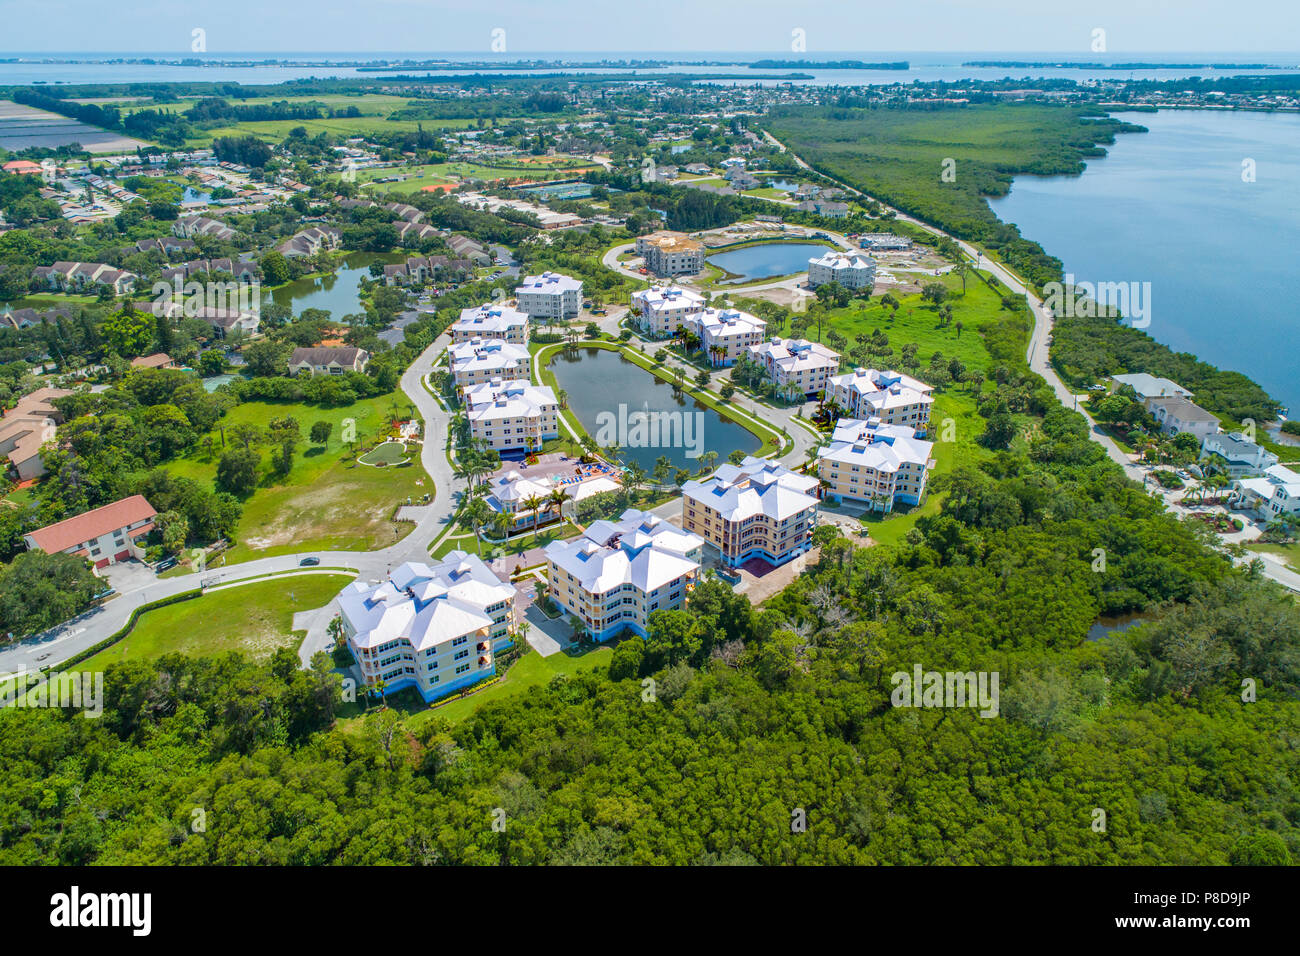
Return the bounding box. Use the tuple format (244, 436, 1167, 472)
(337, 552, 516, 654)
(545, 508, 702, 595)
(749, 337, 840, 373)
(810, 249, 875, 271)
(452, 303, 530, 335)
(632, 285, 705, 313)
(820, 419, 933, 471)
(515, 271, 582, 296)
(449, 338, 530, 374)
(1112, 373, 1191, 399)
(465, 381, 557, 421)
(684, 307, 766, 340)
(682, 457, 819, 522)
(830, 368, 934, 409)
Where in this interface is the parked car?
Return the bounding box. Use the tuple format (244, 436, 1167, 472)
(299, 557, 320, 566)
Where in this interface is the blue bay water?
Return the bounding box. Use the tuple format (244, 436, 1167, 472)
(987, 109, 1300, 414)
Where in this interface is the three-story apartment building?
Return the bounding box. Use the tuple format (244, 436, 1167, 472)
(827, 368, 934, 436)
(630, 285, 704, 338)
(515, 271, 583, 320)
(747, 337, 840, 400)
(450, 303, 530, 345)
(449, 338, 531, 397)
(682, 307, 767, 367)
(464, 379, 559, 453)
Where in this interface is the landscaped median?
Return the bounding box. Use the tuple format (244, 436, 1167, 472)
(531, 339, 790, 460)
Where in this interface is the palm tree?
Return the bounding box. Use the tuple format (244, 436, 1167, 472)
(491, 511, 513, 542)
(523, 494, 545, 543)
(548, 485, 571, 523)
(556, 387, 568, 409)
(623, 461, 647, 502)
(463, 497, 491, 555)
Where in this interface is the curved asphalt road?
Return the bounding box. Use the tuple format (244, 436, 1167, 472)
(0, 332, 461, 677)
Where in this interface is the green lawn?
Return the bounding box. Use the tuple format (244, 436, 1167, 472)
(76, 573, 354, 671)
(337, 643, 614, 733)
(358, 440, 411, 466)
(805, 273, 1019, 376)
(167, 395, 431, 563)
(1247, 541, 1300, 571)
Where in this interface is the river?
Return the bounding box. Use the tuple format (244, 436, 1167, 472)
(988, 108, 1300, 414)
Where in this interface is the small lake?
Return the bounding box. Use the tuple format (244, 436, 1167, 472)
(764, 178, 800, 192)
(264, 251, 404, 319)
(707, 241, 828, 285)
(1086, 612, 1153, 642)
(549, 348, 761, 472)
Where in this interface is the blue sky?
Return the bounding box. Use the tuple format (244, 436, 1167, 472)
(0, 0, 1294, 54)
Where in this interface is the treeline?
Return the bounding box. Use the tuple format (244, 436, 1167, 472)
(185, 97, 348, 123)
(761, 103, 1139, 289)
(1051, 314, 1281, 422)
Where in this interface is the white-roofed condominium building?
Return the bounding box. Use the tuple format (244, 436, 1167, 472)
(681, 307, 767, 367)
(515, 271, 583, 320)
(451, 303, 531, 345)
(681, 457, 820, 568)
(808, 250, 876, 290)
(630, 285, 705, 338)
(747, 337, 840, 400)
(817, 419, 935, 512)
(336, 553, 517, 702)
(449, 338, 532, 397)
(464, 380, 560, 453)
(544, 509, 703, 641)
(827, 368, 935, 437)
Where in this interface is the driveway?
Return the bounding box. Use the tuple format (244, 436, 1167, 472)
(101, 559, 157, 595)
(523, 603, 572, 657)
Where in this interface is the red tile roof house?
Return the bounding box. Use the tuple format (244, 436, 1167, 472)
(0, 386, 73, 480)
(24, 495, 157, 570)
(2, 160, 43, 176)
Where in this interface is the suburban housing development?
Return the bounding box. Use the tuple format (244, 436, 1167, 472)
(451, 303, 531, 344)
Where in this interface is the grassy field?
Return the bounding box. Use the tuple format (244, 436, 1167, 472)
(166, 395, 431, 563)
(76, 573, 354, 670)
(360, 158, 598, 191)
(336, 643, 613, 734)
(114, 94, 479, 147)
(814, 271, 1019, 375)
